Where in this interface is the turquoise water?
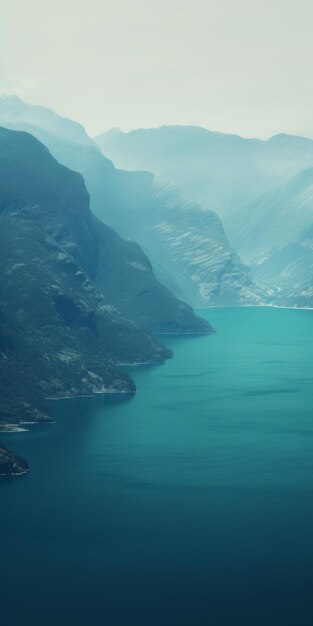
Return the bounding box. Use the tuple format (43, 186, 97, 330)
(1, 307, 313, 626)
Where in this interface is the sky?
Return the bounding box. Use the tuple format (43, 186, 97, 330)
(1, 0, 313, 138)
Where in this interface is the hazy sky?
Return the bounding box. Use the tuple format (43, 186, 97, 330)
(1, 0, 313, 138)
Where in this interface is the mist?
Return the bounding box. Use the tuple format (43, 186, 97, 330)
(1, 0, 313, 138)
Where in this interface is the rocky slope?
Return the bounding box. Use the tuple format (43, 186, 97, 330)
(0, 127, 212, 437)
(0, 96, 268, 307)
(92, 175, 269, 307)
(227, 169, 313, 307)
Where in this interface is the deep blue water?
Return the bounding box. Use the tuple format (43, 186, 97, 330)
(1, 307, 313, 626)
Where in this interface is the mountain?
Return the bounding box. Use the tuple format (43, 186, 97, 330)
(227, 168, 313, 307)
(89, 174, 269, 307)
(96, 126, 313, 221)
(0, 127, 212, 441)
(0, 96, 268, 307)
(0, 94, 93, 146)
(96, 124, 313, 306)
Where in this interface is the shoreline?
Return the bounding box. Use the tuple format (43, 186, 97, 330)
(46, 389, 137, 401)
(0, 468, 29, 477)
(0, 390, 137, 435)
(0, 425, 28, 433)
(197, 304, 313, 311)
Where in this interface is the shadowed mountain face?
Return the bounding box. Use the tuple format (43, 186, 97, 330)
(0, 96, 267, 307)
(227, 169, 313, 307)
(96, 125, 313, 221)
(0, 127, 213, 430)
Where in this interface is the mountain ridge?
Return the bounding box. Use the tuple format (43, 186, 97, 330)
(96, 124, 313, 221)
(0, 97, 268, 307)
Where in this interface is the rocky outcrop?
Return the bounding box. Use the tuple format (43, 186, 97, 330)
(0, 446, 29, 476)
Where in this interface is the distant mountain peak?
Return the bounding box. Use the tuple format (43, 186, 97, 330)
(0, 94, 93, 147)
(103, 127, 124, 138)
(267, 132, 313, 146)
